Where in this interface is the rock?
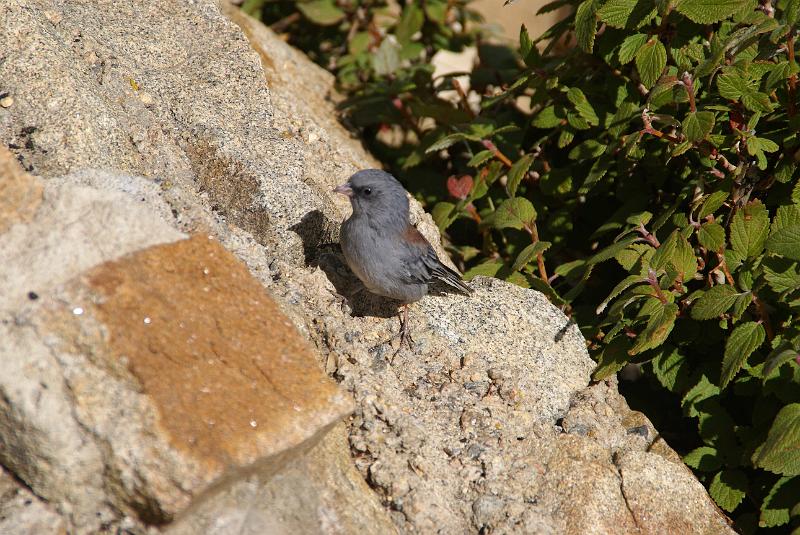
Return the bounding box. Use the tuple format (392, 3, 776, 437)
(0, 468, 66, 535)
(0, 1, 734, 534)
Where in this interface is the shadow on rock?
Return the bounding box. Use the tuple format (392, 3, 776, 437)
(290, 210, 399, 319)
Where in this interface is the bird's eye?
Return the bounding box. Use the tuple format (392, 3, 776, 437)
(363, 187, 372, 195)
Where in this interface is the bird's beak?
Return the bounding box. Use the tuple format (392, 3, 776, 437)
(333, 183, 354, 197)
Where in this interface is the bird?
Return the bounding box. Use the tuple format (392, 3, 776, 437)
(333, 169, 472, 348)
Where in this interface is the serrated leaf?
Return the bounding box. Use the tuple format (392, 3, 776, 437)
(590, 237, 640, 265)
(651, 345, 691, 392)
(731, 291, 752, 319)
(425, 132, 472, 153)
(512, 241, 551, 271)
(597, 0, 656, 28)
(709, 469, 748, 512)
(675, 0, 749, 24)
(558, 129, 575, 148)
(748, 136, 780, 155)
(467, 150, 494, 168)
(492, 197, 537, 230)
(568, 140, 608, 161)
(683, 374, 720, 417)
(763, 257, 800, 292)
(650, 229, 678, 270)
(297, 0, 346, 25)
(730, 200, 770, 258)
(698, 222, 726, 251)
(532, 105, 564, 128)
(763, 343, 800, 377)
(721, 321, 766, 388)
(636, 38, 667, 89)
(629, 303, 679, 355)
(766, 225, 800, 260)
(619, 33, 649, 64)
(698, 191, 729, 218)
(519, 24, 534, 61)
(683, 111, 716, 142)
(772, 204, 800, 233)
(463, 259, 504, 280)
(592, 337, 632, 380)
(760, 476, 800, 528)
(596, 274, 646, 313)
(507, 154, 535, 197)
(575, 0, 599, 52)
(752, 403, 800, 476)
(691, 284, 738, 320)
(432, 201, 457, 231)
(396, 4, 424, 43)
(567, 87, 599, 126)
(684, 446, 723, 472)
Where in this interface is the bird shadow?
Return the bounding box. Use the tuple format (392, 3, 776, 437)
(289, 210, 399, 319)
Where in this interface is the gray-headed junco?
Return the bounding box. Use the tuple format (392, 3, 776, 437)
(334, 169, 471, 345)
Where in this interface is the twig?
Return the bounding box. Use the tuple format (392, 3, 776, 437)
(270, 12, 301, 33)
(647, 268, 668, 304)
(641, 108, 682, 143)
(481, 139, 514, 168)
(752, 293, 775, 340)
(788, 32, 797, 117)
(452, 79, 476, 119)
(681, 72, 697, 113)
(530, 223, 549, 283)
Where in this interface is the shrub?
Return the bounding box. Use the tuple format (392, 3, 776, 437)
(244, 0, 800, 530)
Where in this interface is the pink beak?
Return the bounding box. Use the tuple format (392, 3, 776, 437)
(333, 183, 353, 197)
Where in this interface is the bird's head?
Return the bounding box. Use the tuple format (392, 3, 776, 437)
(334, 169, 409, 227)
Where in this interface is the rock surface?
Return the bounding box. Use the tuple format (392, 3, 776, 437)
(0, 1, 733, 534)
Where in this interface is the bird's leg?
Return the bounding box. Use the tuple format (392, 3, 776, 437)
(398, 303, 414, 348)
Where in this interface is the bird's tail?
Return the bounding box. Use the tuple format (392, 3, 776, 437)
(432, 261, 473, 295)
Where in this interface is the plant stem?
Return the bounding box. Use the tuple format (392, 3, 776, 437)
(788, 31, 797, 117)
(681, 72, 697, 113)
(530, 222, 549, 283)
(452, 79, 476, 119)
(482, 139, 514, 167)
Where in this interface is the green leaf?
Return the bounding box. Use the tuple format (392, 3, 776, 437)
(698, 191, 729, 218)
(721, 321, 766, 389)
(575, 0, 599, 52)
(512, 241, 551, 271)
(593, 337, 632, 380)
(730, 200, 770, 258)
(297, 0, 346, 25)
(636, 38, 667, 88)
(425, 132, 472, 153)
(698, 222, 726, 252)
(519, 24, 534, 61)
(766, 225, 800, 260)
(467, 150, 494, 168)
(463, 259, 504, 280)
(589, 237, 639, 265)
(752, 403, 800, 476)
(432, 201, 457, 231)
(651, 345, 692, 392)
(772, 204, 800, 233)
(760, 476, 800, 528)
(684, 446, 723, 472)
(491, 197, 537, 230)
(629, 303, 679, 355)
(596, 0, 656, 29)
(675, 0, 749, 24)
(683, 374, 720, 417)
(396, 4, 424, 43)
(748, 136, 780, 155)
(372, 37, 401, 76)
(691, 285, 738, 320)
(567, 87, 599, 126)
(596, 274, 646, 313)
(763, 257, 800, 292)
(532, 105, 564, 128)
(682, 111, 715, 142)
(507, 154, 536, 197)
(618, 33, 649, 64)
(763, 343, 799, 377)
(709, 469, 748, 512)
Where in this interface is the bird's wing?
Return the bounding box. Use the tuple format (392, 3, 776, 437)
(400, 225, 472, 294)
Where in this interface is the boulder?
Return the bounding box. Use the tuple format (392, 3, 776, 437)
(0, 0, 734, 533)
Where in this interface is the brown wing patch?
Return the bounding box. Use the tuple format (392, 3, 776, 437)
(403, 225, 431, 246)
